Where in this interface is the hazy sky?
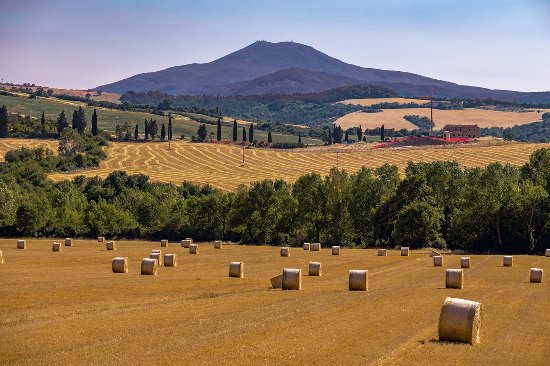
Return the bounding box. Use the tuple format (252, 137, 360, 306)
(1, 0, 549, 92)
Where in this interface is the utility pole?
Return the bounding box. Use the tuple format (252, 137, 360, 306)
(241, 144, 245, 166)
(430, 96, 434, 136)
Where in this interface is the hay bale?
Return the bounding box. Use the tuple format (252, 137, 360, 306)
(309, 262, 322, 276)
(141, 258, 158, 275)
(303, 242, 310, 251)
(164, 253, 177, 267)
(52, 242, 62, 252)
(98, 236, 105, 243)
(160, 239, 168, 247)
(0, 250, 3, 264)
(438, 297, 482, 344)
(112, 257, 128, 273)
(503, 256, 513, 267)
(280, 247, 290, 257)
(282, 268, 302, 290)
(401, 247, 409, 256)
(229, 262, 243, 278)
(332, 246, 340, 256)
(65, 238, 73, 246)
(17, 240, 26, 249)
(150, 252, 163, 266)
(181, 239, 192, 248)
(189, 244, 199, 254)
(378, 249, 387, 256)
(446, 269, 464, 289)
(349, 270, 368, 291)
(270, 274, 282, 289)
(434, 255, 443, 266)
(545, 249, 550, 257)
(106, 241, 117, 251)
(530, 268, 543, 283)
(430, 249, 441, 257)
(311, 243, 321, 251)
(214, 240, 223, 249)
(460, 257, 471, 268)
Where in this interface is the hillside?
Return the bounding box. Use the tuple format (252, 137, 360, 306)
(40, 140, 545, 191)
(96, 41, 550, 103)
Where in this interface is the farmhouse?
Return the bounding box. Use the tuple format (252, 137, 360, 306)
(442, 124, 480, 138)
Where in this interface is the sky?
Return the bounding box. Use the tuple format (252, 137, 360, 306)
(1, 0, 549, 92)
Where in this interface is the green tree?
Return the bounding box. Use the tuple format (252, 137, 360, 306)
(392, 201, 444, 248)
(0, 181, 19, 228)
(381, 124, 385, 141)
(144, 119, 149, 140)
(197, 124, 208, 141)
(0, 105, 9, 137)
(232, 120, 238, 142)
(268, 130, 272, 144)
(322, 168, 353, 246)
(40, 111, 45, 133)
(298, 132, 302, 144)
(91, 108, 99, 136)
(148, 119, 158, 139)
(167, 115, 172, 141)
(56, 110, 68, 135)
(134, 123, 139, 140)
(242, 127, 247, 142)
(161, 123, 166, 141)
(344, 130, 348, 143)
(292, 173, 325, 243)
(59, 128, 83, 156)
(248, 124, 254, 143)
(356, 125, 363, 141)
(216, 118, 222, 142)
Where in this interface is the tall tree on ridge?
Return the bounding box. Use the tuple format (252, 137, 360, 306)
(217, 118, 222, 142)
(91, 108, 99, 136)
(232, 119, 238, 142)
(144, 119, 149, 140)
(160, 123, 166, 141)
(0, 105, 8, 137)
(381, 124, 385, 141)
(242, 127, 247, 143)
(56, 110, 68, 135)
(268, 130, 272, 144)
(248, 124, 254, 143)
(40, 111, 45, 133)
(134, 123, 139, 140)
(167, 115, 172, 141)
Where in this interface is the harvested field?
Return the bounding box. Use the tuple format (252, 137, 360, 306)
(0, 239, 548, 365)
(43, 140, 547, 191)
(336, 108, 549, 131)
(0, 139, 58, 160)
(340, 98, 429, 106)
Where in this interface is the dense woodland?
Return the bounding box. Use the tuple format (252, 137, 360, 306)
(1, 141, 549, 254)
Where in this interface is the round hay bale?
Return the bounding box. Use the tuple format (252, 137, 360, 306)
(229, 262, 243, 278)
(530, 268, 543, 283)
(438, 297, 482, 344)
(17, 240, 26, 249)
(401, 247, 409, 256)
(160, 239, 168, 247)
(112, 257, 128, 273)
(460, 257, 471, 268)
(332, 246, 340, 256)
(282, 268, 302, 290)
(303, 242, 310, 251)
(446, 269, 463, 289)
(349, 270, 368, 291)
(150, 252, 163, 266)
(181, 239, 192, 248)
(270, 274, 282, 289)
(214, 240, 223, 249)
(434, 255, 443, 267)
(545, 249, 550, 257)
(280, 247, 290, 257)
(310, 243, 321, 251)
(52, 242, 62, 252)
(65, 238, 73, 246)
(378, 249, 387, 256)
(503, 256, 513, 267)
(164, 253, 177, 267)
(189, 244, 199, 254)
(98, 236, 105, 243)
(141, 258, 158, 275)
(106, 241, 117, 251)
(309, 261, 322, 276)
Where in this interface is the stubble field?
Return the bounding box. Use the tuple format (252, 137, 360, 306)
(0, 239, 548, 365)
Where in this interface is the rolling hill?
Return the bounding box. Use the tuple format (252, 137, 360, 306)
(96, 41, 550, 103)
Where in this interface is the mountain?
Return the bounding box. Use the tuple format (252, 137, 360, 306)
(97, 41, 550, 103)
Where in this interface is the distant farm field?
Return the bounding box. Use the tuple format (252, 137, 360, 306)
(37, 139, 546, 191)
(340, 97, 429, 106)
(336, 108, 548, 131)
(0, 239, 548, 365)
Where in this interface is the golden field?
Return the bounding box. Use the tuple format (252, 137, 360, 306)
(340, 97, 429, 106)
(0, 239, 548, 365)
(336, 107, 549, 131)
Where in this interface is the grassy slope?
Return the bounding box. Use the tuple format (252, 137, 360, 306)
(0, 239, 548, 365)
(0, 94, 321, 145)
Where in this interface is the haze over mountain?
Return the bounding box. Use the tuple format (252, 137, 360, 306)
(97, 41, 550, 103)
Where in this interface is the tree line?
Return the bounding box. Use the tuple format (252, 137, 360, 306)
(1, 145, 549, 254)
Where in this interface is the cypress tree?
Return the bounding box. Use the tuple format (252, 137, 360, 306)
(356, 125, 362, 141)
(197, 124, 207, 141)
(134, 123, 139, 140)
(232, 119, 238, 142)
(248, 124, 254, 143)
(328, 127, 332, 145)
(381, 124, 385, 141)
(298, 132, 302, 144)
(77, 107, 86, 134)
(268, 130, 272, 144)
(91, 109, 99, 136)
(144, 119, 149, 140)
(167, 115, 172, 141)
(161, 123, 166, 141)
(242, 127, 247, 142)
(217, 118, 222, 142)
(71, 110, 78, 130)
(344, 130, 349, 143)
(0, 105, 8, 137)
(56, 110, 68, 134)
(40, 111, 45, 133)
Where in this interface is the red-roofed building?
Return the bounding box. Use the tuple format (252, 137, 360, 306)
(442, 124, 480, 138)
